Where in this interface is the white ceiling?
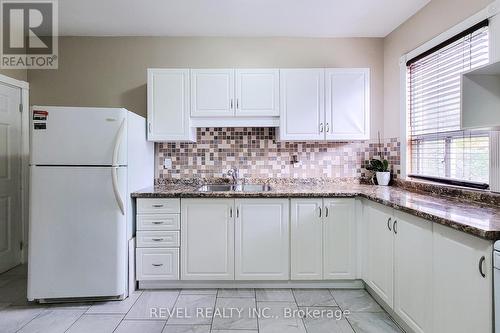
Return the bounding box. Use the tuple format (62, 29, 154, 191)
(59, 0, 431, 38)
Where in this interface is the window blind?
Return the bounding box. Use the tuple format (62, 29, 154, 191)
(407, 22, 490, 186)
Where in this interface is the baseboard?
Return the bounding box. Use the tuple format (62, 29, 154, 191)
(139, 279, 364, 289)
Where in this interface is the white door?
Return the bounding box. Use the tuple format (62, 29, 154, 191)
(28, 166, 127, 300)
(432, 223, 493, 333)
(279, 69, 325, 141)
(30, 107, 128, 166)
(235, 69, 279, 117)
(366, 202, 394, 307)
(235, 199, 289, 280)
(0, 83, 21, 273)
(323, 198, 356, 279)
(325, 69, 370, 140)
(181, 199, 234, 280)
(393, 211, 433, 333)
(191, 69, 235, 117)
(290, 199, 323, 280)
(147, 69, 194, 142)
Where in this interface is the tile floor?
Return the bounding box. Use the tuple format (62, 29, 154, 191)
(0, 265, 404, 333)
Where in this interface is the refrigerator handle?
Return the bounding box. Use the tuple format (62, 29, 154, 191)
(112, 167, 125, 215)
(112, 118, 126, 166)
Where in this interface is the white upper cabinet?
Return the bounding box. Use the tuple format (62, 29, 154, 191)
(191, 69, 235, 117)
(234, 199, 289, 280)
(280, 69, 325, 141)
(279, 68, 370, 141)
(147, 69, 195, 142)
(235, 69, 279, 117)
(325, 69, 370, 140)
(432, 223, 493, 333)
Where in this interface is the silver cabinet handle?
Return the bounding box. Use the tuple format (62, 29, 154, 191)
(152, 238, 164, 242)
(148, 123, 152, 133)
(319, 123, 324, 133)
(326, 123, 330, 132)
(319, 207, 322, 218)
(230, 99, 233, 109)
(230, 207, 233, 218)
(387, 218, 392, 231)
(152, 221, 164, 225)
(393, 220, 398, 234)
(236, 208, 239, 218)
(479, 256, 486, 278)
(152, 204, 164, 208)
(152, 263, 163, 267)
(236, 99, 239, 109)
(325, 206, 329, 217)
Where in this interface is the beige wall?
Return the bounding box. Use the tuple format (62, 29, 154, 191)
(27, 36, 385, 140)
(0, 69, 27, 82)
(383, 0, 493, 138)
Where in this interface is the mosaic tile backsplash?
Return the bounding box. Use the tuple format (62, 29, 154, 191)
(156, 128, 401, 180)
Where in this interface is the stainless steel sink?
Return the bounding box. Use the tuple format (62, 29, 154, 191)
(198, 184, 272, 192)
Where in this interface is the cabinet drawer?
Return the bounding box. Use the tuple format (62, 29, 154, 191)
(137, 214, 180, 231)
(137, 231, 179, 248)
(136, 248, 179, 280)
(137, 198, 180, 214)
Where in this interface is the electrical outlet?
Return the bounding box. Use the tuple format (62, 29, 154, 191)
(163, 158, 172, 169)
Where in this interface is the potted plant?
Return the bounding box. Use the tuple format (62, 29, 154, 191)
(366, 158, 391, 186)
(365, 132, 391, 186)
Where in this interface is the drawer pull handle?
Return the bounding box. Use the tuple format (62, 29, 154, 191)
(152, 263, 163, 267)
(152, 238, 164, 242)
(387, 218, 392, 231)
(152, 204, 164, 208)
(479, 256, 486, 278)
(325, 207, 329, 218)
(152, 221, 164, 225)
(393, 220, 398, 234)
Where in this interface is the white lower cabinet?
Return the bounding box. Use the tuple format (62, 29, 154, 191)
(235, 199, 289, 280)
(393, 211, 433, 333)
(136, 248, 179, 280)
(291, 198, 356, 280)
(366, 202, 394, 307)
(432, 223, 493, 333)
(181, 199, 234, 280)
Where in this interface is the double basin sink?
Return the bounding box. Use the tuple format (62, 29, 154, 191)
(198, 184, 272, 192)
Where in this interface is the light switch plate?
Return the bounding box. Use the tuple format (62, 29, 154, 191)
(163, 158, 172, 169)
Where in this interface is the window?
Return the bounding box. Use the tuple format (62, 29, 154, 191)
(407, 20, 490, 188)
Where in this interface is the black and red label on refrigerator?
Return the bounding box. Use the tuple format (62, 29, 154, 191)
(33, 110, 48, 121)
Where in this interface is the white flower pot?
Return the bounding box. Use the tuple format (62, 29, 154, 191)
(376, 172, 391, 186)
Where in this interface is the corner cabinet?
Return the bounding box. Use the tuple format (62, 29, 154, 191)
(147, 69, 195, 142)
(279, 68, 370, 141)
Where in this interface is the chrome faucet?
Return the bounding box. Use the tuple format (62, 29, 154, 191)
(226, 167, 239, 185)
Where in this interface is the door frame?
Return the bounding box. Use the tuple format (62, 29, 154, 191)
(0, 74, 30, 263)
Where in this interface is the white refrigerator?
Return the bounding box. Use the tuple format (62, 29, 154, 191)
(27, 106, 154, 302)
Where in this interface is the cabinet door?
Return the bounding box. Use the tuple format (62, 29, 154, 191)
(235, 69, 279, 117)
(181, 199, 234, 280)
(366, 202, 394, 307)
(432, 223, 493, 333)
(323, 198, 356, 279)
(147, 69, 194, 141)
(279, 69, 325, 141)
(325, 69, 369, 140)
(191, 69, 235, 117)
(235, 199, 289, 280)
(394, 211, 432, 333)
(291, 199, 323, 280)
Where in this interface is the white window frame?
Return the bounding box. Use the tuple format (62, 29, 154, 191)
(400, 0, 500, 191)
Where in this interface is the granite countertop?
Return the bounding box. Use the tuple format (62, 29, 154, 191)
(133, 182, 500, 240)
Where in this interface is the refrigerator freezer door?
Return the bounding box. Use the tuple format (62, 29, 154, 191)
(30, 107, 128, 166)
(28, 166, 127, 300)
